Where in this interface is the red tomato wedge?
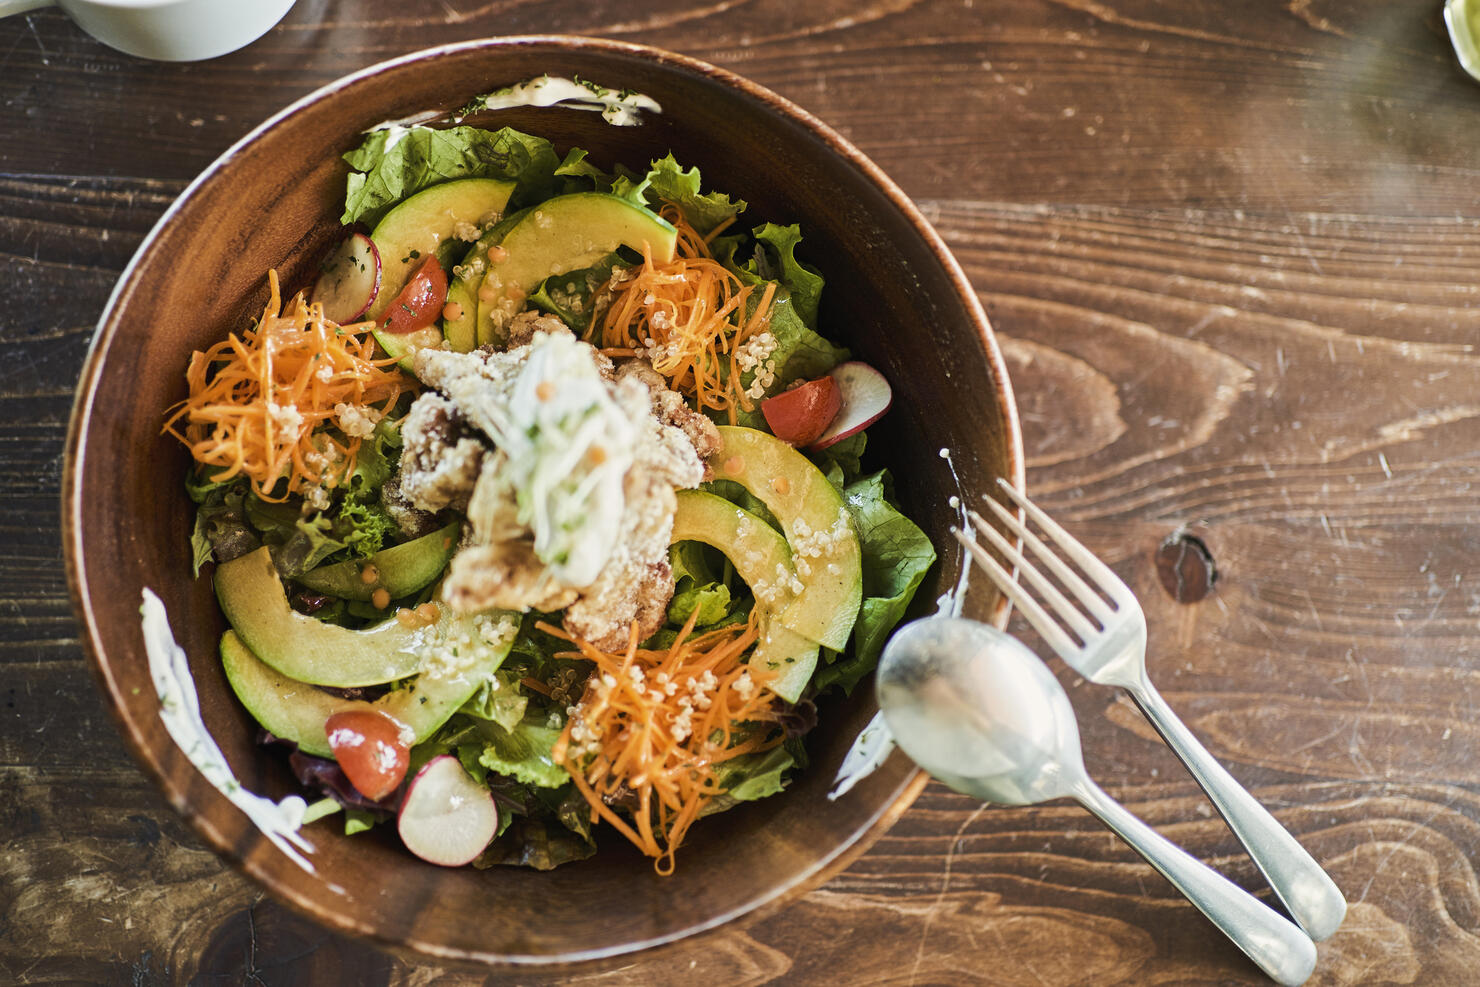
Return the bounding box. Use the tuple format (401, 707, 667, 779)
(379, 255, 448, 335)
(761, 375, 842, 447)
(325, 708, 410, 801)
(807, 362, 893, 450)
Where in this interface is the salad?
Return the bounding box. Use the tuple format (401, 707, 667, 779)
(164, 108, 936, 873)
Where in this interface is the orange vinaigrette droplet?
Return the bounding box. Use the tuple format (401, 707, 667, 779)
(771, 476, 791, 495)
(360, 564, 380, 585)
(723, 456, 745, 476)
(371, 587, 391, 609)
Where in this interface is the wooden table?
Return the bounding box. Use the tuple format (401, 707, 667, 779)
(5, 2, 1478, 983)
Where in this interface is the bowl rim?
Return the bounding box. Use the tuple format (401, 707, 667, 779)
(61, 33, 1024, 969)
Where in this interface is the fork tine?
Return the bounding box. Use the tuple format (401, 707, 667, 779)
(966, 509, 1101, 645)
(951, 527, 1082, 660)
(995, 478, 1138, 609)
(978, 495, 1117, 625)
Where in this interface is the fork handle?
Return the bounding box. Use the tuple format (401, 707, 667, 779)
(1071, 777, 1317, 986)
(1128, 679, 1347, 941)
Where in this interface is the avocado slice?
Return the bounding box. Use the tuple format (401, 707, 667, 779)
(371, 324, 442, 373)
(219, 620, 514, 758)
(292, 522, 459, 602)
(440, 207, 529, 352)
(473, 193, 677, 347)
(215, 546, 485, 687)
(366, 177, 515, 323)
(441, 277, 479, 353)
(671, 490, 820, 702)
(710, 426, 863, 651)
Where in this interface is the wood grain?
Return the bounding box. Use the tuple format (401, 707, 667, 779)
(6, 0, 1480, 982)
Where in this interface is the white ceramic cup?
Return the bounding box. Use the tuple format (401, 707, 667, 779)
(0, 0, 296, 61)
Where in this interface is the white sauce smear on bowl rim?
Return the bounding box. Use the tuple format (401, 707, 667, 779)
(140, 588, 327, 880)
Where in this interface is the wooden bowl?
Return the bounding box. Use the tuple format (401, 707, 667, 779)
(62, 36, 1023, 968)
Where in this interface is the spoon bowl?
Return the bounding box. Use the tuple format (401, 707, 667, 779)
(877, 617, 1318, 986)
(877, 616, 1082, 806)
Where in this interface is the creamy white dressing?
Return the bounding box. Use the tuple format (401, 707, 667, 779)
(460, 75, 661, 127)
(377, 124, 410, 154)
(479, 332, 637, 586)
(828, 711, 895, 801)
(937, 446, 972, 618)
(360, 108, 448, 135)
(140, 589, 319, 875)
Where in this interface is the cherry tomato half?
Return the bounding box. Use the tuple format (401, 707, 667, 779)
(325, 708, 410, 801)
(760, 375, 842, 447)
(380, 255, 448, 335)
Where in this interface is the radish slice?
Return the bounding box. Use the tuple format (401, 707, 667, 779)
(809, 362, 893, 450)
(397, 755, 498, 866)
(310, 232, 381, 323)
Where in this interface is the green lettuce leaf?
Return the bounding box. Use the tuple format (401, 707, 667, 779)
(750, 223, 824, 328)
(475, 815, 596, 871)
(668, 580, 732, 628)
(636, 153, 746, 236)
(343, 415, 402, 502)
(764, 293, 849, 383)
(281, 514, 348, 576)
(721, 745, 796, 801)
(810, 432, 868, 490)
(670, 539, 721, 587)
(529, 252, 624, 332)
(335, 499, 397, 559)
(552, 146, 610, 186)
(648, 540, 752, 646)
(343, 808, 378, 835)
(457, 673, 530, 734)
(718, 291, 848, 429)
(709, 231, 847, 423)
(189, 514, 215, 577)
(188, 480, 258, 574)
(814, 471, 936, 694)
(700, 746, 798, 818)
(341, 125, 562, 226)
(475, 715, 569, 789)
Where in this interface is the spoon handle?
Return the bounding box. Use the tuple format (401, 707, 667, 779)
(1071, 777, 1317, 987)
(1128, 678, 1347, 941)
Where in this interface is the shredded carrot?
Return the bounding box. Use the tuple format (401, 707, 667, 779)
(547, 608, 784, 874)
(162, 270, 412, 502)
(587, 205, 777, 422)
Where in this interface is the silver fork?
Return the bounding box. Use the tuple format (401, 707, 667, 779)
(957, 478, 1347, 942)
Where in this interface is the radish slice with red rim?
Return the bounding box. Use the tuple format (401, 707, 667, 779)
(808, 361, 893, 450)
(310, 231, 381, 324)
(397, 754, 498, 866)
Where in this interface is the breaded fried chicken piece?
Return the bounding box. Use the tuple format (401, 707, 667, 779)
(401, 328, 707, 645)
(615, 359, 721, 479)
(397, 393, 485, 512)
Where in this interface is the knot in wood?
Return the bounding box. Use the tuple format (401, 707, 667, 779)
(1154, 531, 1216, 603)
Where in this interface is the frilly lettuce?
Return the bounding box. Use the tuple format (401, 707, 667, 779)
(341, 125, 563, 226)
(474, 715, 569, 789)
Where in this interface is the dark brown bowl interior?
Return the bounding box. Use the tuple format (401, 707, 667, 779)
(63, 36, 1022, 967)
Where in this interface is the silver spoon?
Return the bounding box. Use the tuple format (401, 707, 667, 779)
(877, 617, 1317, 986)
